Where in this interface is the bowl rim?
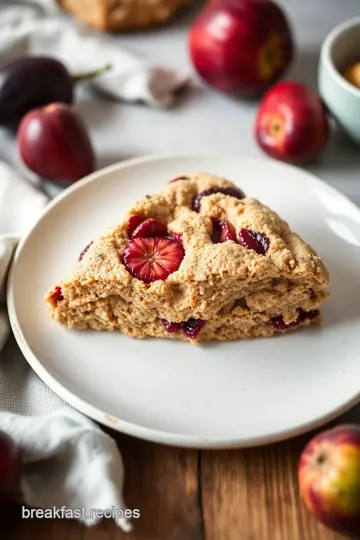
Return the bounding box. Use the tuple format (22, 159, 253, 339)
(320, 15, 360, 98)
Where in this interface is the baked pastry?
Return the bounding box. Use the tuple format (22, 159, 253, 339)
(46, 172, 329, 343)
(58, 0, 191, 31)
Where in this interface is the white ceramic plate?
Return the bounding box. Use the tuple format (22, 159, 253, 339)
(7, 154, 360, 448)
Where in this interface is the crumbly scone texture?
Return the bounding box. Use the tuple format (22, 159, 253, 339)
(46, 172, 330, 343)
(58, 0, 191, 31)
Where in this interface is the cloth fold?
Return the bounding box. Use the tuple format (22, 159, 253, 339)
(0, 1, 190, 107)
(0, 410, 132, 530)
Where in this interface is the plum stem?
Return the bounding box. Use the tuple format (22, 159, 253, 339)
(71, 63, 112, 85)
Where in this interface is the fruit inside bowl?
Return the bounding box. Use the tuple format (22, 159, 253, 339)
(343, 61, 360, 90)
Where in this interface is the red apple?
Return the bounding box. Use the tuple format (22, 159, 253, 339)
(0, 431, 21, 520)
(18, 102, 95, 183)
(188, 0, 294, 97)
(255, 81, 329, 163)
(298, 424, 360, 536)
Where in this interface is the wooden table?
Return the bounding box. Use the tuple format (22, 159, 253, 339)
(8, 406, 359, 540)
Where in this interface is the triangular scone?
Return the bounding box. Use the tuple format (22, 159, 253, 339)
(46, 173, 329, 343)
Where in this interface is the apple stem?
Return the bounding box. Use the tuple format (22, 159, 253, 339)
(71, 63, 112, 85)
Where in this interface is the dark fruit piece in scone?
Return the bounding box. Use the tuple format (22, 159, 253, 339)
(168, 176, 190, 183)
(132, 218, 168, 239)
(211, 218, 236, 243)
(122, 237, 184, 284)
(78, 241, 93, 261)
(269, 309, 319, 331)
(193, 186, 245, 212)
(161, 319, 183, 332)
(161, 317, 206, 339)
(170, 232, 184, 246)
(211, 218, 221, 243)
(183, 318, 206, 339)
(238, 228, 270, 255)
(127, 214, 143, 237)
(50, 286, 63, 302)
(219, 220, 236, 243)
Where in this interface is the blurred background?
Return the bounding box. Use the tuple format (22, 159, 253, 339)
(1, 0, 360, 201)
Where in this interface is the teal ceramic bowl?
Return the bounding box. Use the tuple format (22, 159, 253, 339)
(319, 17, 360, 144)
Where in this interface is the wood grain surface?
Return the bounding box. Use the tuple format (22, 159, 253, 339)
(8, 408, 360, 540)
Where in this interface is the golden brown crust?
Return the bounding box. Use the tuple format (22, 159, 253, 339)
(58, 0, 191, 31)
(45, 172, 330, 343)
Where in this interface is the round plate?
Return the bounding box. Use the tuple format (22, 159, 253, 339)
(7, 154, 360, 448)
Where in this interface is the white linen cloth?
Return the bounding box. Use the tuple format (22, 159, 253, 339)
(0, 0, 190, 107)
(0, 163, 132, 531)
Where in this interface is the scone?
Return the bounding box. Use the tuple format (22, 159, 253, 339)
(46, 173, 330, 343)
(58, 0, 191, 31)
